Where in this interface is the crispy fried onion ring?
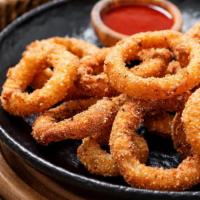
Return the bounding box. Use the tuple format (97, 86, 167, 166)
(31, 37, 100, 90)
(182, 88, 200, 156)
(77, 129, 149, 177)
(32, 95, 126, 145)
(77, 93, 189, 177)
(110, 100, 200, 191)
(105, 30, 200, 99)
(77, 136, 120, 177)
(172, 112, 191, 158)
(1, 40, 79, 116)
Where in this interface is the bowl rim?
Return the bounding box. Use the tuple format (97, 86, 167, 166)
(0, 0, 199, 198)
(91, 0, 183, 40)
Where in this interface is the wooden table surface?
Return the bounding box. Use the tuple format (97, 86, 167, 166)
(0, 146, 45, 200)
(0, 143, 85, 200)
(0, 0, 49, 30)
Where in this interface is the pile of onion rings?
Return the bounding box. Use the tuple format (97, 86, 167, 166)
(1, 23, 200, 191)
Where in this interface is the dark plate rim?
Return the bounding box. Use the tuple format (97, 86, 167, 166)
(0, 0, 199, 197)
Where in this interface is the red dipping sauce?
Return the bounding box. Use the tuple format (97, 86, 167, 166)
(102, 5, 174, 35)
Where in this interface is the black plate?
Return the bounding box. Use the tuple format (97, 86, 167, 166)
(0, 0, 200, 199)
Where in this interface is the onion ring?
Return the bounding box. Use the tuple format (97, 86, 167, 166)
(182, 88, 200, 156)
(1, 40, 79, 116)
(31, 37, 100, 89)
(105, 30, 200, 99)
(172, 112, 191, 158)
(77, 129, 149, 177)
(110, 100, 200, 191)
(32, 95, 126, 145)
(77, 136, 120, 177)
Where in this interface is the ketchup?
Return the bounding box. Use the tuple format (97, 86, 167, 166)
(102, 5, 173, 35)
